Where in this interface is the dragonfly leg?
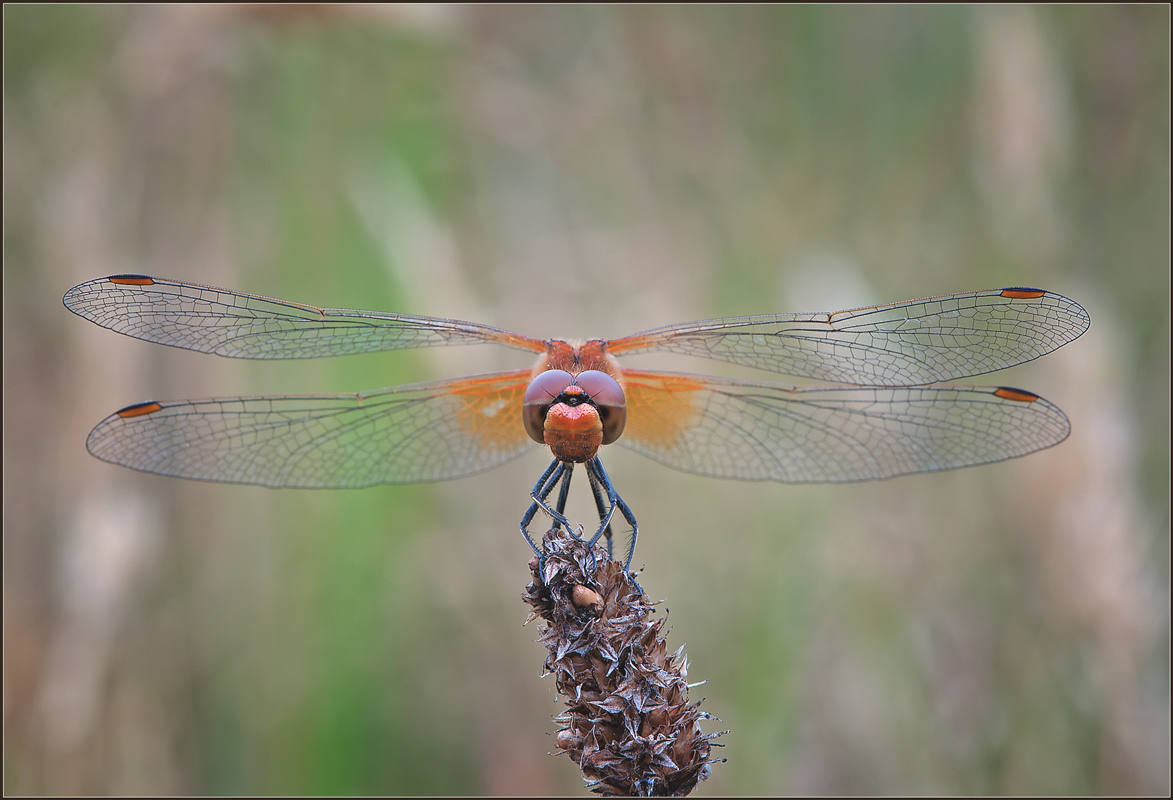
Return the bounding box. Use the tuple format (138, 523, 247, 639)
(578, 467, 615, 576)
(531, 461, 582, 542)
(523, 459, 600, 584)
(554, 461, 574, 517)
(521, 459, 572, 558)
(585, 457, 639, 572)
(579, 452, 642, 577)
(587, 467, 615, 560)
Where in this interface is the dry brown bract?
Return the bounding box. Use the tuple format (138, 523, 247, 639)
(523, 528, 725, 796)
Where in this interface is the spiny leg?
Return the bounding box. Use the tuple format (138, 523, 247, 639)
(519, 460, 559, 557)
(520, 459, 574, 559)
(583, 458, 618, 553)
(532, 462, 584, 544)
(554, 461, 574, 517)
(586, 457, 639, 570)
(587, 466, 616, 561)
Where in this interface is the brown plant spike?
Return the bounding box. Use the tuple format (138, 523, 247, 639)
(523, 527, 725, 796)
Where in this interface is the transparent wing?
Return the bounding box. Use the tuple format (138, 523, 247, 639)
(608, 288, 1089, 386)
(618, 369, 1070, 482)
(86, 371, 538, 488)
(63, 275, 548, 359)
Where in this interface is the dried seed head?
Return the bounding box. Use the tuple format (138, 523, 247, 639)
(523, 528, 725, 796)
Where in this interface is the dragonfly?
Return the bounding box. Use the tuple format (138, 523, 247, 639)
(64, 275, 1089, 569)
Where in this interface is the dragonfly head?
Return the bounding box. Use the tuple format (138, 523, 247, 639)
(523, 369, 627, 462)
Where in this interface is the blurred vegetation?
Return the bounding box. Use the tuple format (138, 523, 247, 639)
(4, 5, 1168, 795)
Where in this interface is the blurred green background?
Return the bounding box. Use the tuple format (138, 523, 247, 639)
(4, 5, 1168, 795)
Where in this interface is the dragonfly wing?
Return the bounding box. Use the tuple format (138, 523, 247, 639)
(86, 370, 538, 488)
(64, 275, 547, 359)
(609, 288, 1089, 385)
(617, 369, 1070, 482)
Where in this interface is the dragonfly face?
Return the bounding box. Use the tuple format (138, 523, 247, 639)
(63, 275, 1089, 567)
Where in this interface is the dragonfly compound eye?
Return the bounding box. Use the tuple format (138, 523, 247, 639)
(523, 369, 574, 444)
